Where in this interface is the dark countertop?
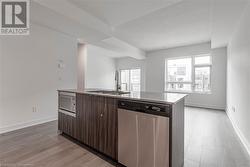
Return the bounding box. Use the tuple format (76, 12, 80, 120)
(58, 89, 187, 105)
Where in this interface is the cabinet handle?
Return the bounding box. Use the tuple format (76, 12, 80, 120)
(59, 109, 76, 117)
(100, 113, 103, 117)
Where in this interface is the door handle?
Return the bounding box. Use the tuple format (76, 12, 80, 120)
(59, 109, 76, 117)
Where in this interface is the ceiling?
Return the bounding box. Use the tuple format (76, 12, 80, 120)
(70, 0, 182, 27)
(113, 0, 211, 51)
(33, 0, 249, 58)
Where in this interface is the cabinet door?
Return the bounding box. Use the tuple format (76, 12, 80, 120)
(99, 97, 118, 160)
(76, 93, 84, 142)
(76, 94, 118, 159)
(58, 112, 76, 138)
(89, 95, 103, 150)
(76, 94, 98, 148)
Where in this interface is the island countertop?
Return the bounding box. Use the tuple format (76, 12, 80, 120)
(58, 89, 187, 105)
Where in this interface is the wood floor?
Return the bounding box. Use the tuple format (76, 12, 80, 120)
(184, 107, 250, 167)
(0, 107, 249, 167)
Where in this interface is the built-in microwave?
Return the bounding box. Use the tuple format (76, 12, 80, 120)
(58, 92, 76, 115)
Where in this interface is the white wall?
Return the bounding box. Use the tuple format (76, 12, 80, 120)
(115, 42, 227, 110)
(77, 43, 86, 91)
(227, 4, 250, 154)
(0, 23, 77, 133)
(145, 42, 227, 110)
(186, 47, 227, 110)
(0, 26, 118, 133)
(85, 45, 116, 90)
(146, 43, 210, 91)
(115, 57, 146, 91)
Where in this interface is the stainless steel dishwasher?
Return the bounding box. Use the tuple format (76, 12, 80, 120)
(118, 100, 171, 167)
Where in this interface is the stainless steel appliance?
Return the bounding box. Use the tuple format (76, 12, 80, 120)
(118, 100, 170, 167)
(58, 92, 76, 117)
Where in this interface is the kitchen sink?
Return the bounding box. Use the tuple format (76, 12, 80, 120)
(87, 90, 130, 95)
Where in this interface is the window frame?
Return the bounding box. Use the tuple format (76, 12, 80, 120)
(119, 68, 141, 92)
(165, 54, 212, 94)
(193, 54, 212, 93)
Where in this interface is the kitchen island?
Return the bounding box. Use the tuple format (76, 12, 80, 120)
(58, 89, 187, 167)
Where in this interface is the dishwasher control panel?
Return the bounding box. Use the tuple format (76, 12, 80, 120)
(118, 100, 171, 117)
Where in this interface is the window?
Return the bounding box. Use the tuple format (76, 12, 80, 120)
(120, 69, 141, 91)
(194, 67, 210, 92)
(194, 55, 211, 92)
(195, 55, 211, 65)
(165, 55, 211, 93)
(166, 58, 192, 92)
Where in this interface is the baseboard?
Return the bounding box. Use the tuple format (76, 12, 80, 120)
(185, 103, 225, 111)
(226, 109, 250, 157)
(0, 117, 58, 134)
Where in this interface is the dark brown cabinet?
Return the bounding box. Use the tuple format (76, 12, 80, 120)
(58, 112, 76, 138)
(76, 94, 118, 160)
(76, 93, 97, 147)
(96, 96, 118, 159)
(58, 90, 184, 167)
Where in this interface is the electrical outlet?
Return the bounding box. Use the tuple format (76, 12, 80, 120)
(32, 107, 37, 112)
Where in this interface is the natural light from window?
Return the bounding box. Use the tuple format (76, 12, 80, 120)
(195, 56, 211, 65)
(165, 55, 211, 93)
(120, 69, 141, 92)
(167, 58, 192, 91)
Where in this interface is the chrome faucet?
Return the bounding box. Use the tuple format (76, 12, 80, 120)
(115, 70, 121, 92)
